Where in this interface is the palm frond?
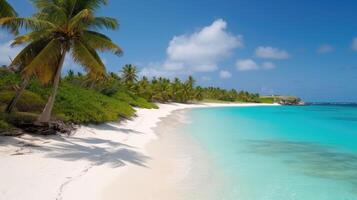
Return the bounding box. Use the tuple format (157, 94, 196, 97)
(68, 9, 92, 30)
(71, 40, 106, 77)
(82, 31, 122, 55)
(0, 0, 17, 18)
(73, 0, 108, 13)
(11, 30, 52, 46)
(0, 0, 18, 34)
(0, 17, 55, 31)
(31, 0, 68, 25)
(88, 17, 118, 30)
(22, 39, 63, 84)
(10, 38, 50, 72)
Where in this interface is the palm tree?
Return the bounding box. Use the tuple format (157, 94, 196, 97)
(0, 0, 122, 124)
(121, 64, 138, 86)
(0, 0, 18, 34)
(171, 77, 183, 102)
(136, 76, 152, 100)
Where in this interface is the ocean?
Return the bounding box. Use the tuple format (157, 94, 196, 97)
(179, 105, 357, 200)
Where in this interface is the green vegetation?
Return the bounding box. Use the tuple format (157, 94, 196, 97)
(0, 0, 122, 123)
(259, 96, 275, 104)
(54, 83, 136, 123)
(259, 96, 302, 104)
(0, 90, 45, 112)
(0, 68, 155, 126)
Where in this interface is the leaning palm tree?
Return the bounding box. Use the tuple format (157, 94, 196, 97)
(121, 64, 138, 86)
(0, 0, 18, 34)
(0, 0, 122, 124)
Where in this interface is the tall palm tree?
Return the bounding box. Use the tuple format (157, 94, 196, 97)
(0, 0, 122, 124)
(0, 0, 18, 34)
(121, 64, 138, 86)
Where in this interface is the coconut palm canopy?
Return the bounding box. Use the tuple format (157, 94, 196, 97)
(0, 0, 122, 83)
(122, 64, 138, 85)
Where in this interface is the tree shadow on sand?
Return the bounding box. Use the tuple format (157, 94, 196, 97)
(87, 123, 143, 134)
(2, 135, 149, 168)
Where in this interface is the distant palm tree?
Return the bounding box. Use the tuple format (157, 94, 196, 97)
(0, 0, 18, 34)
(152, 77, 171, 102)
(1, 0, 122, 123)
(171, 77, 183, 101)
(121, 64, 138, 86)
(136, 76, 152, 100)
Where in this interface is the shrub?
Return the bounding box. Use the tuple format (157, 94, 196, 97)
(132, 97, 158, 109)
(259, 97, 275, 103)
(0, 90, 45, 112)
(27, 79, 51, 98)
(54, 83, 136, 123)
(112, 91, 157, 109)
(4, 112, 38, 126)
(0, 120, 10, 130)
(0, 68, 20, 90)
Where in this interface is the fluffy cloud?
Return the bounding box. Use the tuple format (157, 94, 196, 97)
(352, 37, 357, 51)
(165, 19, 243, 72)
(219, 70, 232, 79)
(236, 59, 259, 71)
(317, 44, 334, 54)
(236, 59, 277, 71)
(255, 46, 290, 59)
(0, 41, 23, 66)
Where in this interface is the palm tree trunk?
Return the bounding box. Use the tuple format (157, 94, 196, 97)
(36, 51, 66, 124)
(5, 77, 29, 113)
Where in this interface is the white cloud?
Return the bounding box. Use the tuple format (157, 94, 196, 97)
(0, 41, 23, 66)
(236, 59, 259, 71)
(219, 70, 232, 79)
(255, 46, 290, 59)
(261, 61, 276, 70)
(317, 44, 333, 54)
(352, 37, 357, 51)
(165, 19, 243, 72)
(236, 59, 277, 71)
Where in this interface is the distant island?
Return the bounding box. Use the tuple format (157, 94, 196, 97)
(260, 95, 304, 105)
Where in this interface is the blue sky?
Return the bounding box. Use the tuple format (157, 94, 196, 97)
(1, 0, 357, 102)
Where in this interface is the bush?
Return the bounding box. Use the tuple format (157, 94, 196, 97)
(4, 112, 38, 126)
(27, 79, 51, 98)
(132, 97, 158, 109)
(0, 68, 20, 90)
(259, 97, 275, 103)
(54, 83, 136, 123)
(0, 90, 45, 112)
(0, 119, 10, 130)
(112, 91, 157, 109)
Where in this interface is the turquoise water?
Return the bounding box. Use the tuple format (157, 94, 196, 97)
(184, 105, 357, 200)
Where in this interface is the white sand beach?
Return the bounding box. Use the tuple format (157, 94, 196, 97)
(0, 103, 277, 200)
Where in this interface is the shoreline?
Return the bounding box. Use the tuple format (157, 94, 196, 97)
(0, 103, 278, 200)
